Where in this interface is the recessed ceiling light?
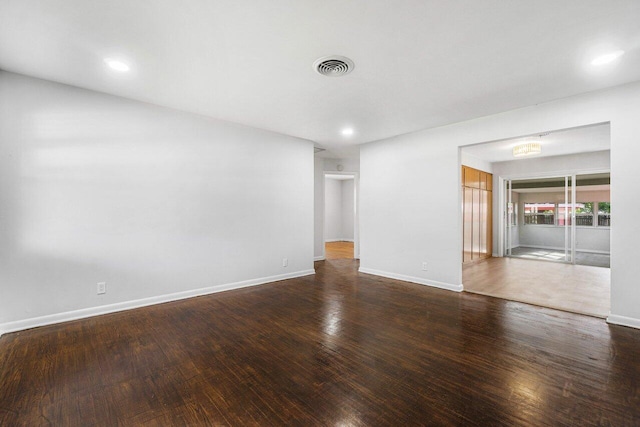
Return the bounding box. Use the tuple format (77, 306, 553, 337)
(591, 50, 625, 66)
(104, 58, 130, 72)
(341, 128, 354, 136)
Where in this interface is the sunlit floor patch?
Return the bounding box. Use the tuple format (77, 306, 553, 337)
(510, 246, 610, 268)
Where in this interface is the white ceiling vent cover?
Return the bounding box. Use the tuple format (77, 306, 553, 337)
(314, 56, 355, 77)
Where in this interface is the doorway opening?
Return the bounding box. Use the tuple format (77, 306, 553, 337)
(461, 123, 611, 318)
(324, 172, 358, 260)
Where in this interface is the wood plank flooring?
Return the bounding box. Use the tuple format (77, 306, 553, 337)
(464, 257, 610, 318)
(325, 241, 354, 259)
(1, 258, 639, 426)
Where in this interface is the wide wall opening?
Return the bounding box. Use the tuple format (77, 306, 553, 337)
(461, 123, 611, 318)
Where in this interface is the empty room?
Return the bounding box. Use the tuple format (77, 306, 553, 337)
(1, 1, 640, 425)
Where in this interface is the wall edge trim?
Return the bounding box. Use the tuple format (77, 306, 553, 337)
(606, 314, 640, 330)
(358, 267, 463, 292)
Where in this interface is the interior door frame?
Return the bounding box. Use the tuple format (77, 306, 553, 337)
(322, 171, 360, 259)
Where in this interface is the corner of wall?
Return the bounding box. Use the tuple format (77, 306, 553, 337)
(358, 267, 463, 293)
(607, 314, 640, 330)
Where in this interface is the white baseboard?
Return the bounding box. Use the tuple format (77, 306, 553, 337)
(314, 256, 326, 261)
(358, 267, 463, 292)
(325, 239, 354, 243)
(516, 245, 610, 255)
(607, 314, 640, 330)
(0, 269, 315, 337)
(577, 249, 610, 255)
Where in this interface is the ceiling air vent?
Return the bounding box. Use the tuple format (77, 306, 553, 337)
(313, 56, 354, 77)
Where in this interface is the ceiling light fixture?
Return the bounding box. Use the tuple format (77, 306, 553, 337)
(513, 142, 542, 157)
(341, 128, 354, 136)
(104, 58, 130, 72)
(591, 50, 625, 66)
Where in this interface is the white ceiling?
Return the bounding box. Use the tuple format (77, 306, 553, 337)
(463, 123, 611, 163)
(1, 1, 639, 159)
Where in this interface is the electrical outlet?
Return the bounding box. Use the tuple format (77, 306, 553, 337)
(282, 258, 288, 267)
(97, 282, 106, 295)
(422, 262, 428, 271)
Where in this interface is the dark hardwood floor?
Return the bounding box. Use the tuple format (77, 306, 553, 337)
(1, 258, 639, 426)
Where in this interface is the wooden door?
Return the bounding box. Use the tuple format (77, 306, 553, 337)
(472, 187, 481, 260)
(462, 166, 493, 263)
(463, 187, 473, 263)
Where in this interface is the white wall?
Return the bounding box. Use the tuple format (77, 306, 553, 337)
(461, 151, 493, 173)
(323, 158, 360, 174)
(360, 135, 462, 291)
(342, 179, 355, 240)
(0, 71, 314, 334)
(516, 226, 610, 253)
(324, 178, 343, 240)
(360, 80, 640, 328)
(313, 157, 325, 260)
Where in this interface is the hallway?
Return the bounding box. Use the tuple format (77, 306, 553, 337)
(325, 241, 354, 260)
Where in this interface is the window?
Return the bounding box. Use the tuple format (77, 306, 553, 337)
(524, 201, 609, 227)
(558, 202, 594, 226)
(575, 201, 610, 227)
(598, 202, 611, 226)
(575, 202, 594, 226)
(524, 203, 555, 225)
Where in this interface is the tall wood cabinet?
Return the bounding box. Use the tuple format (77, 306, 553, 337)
(462, 166, 493, 263)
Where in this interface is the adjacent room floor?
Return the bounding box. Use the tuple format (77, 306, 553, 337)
(510, 246, 611, 268)
(325, 241, 354, 259)
(463, 256, 610, 318)
(1, 259, 638, 425)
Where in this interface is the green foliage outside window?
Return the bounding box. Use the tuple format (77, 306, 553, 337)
(576, 202, 594, 214)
